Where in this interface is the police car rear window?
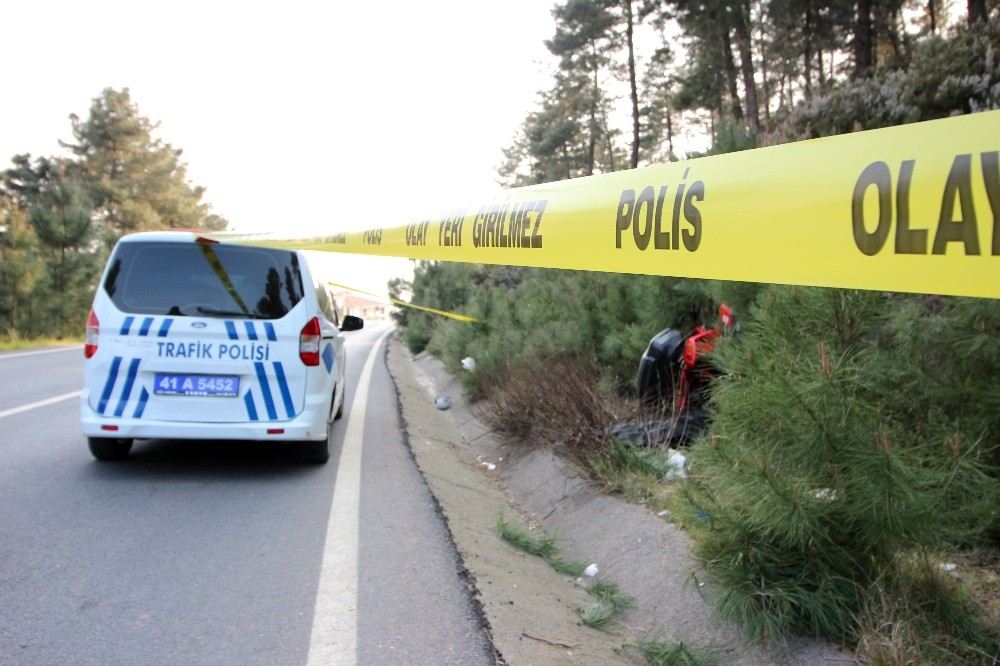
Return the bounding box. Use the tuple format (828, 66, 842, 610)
(103, 242, 304, 319)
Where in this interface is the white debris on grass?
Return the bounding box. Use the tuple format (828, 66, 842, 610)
(812, 488, 840, 502)
(461, 357, 476, 371)
(664, 450, 687, 481)
(575, 563, 600, 589)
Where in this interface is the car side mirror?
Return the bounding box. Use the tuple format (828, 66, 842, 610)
(341, 315, 364, 332)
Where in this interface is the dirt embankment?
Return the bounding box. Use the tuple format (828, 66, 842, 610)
(386, 337, 849, 665)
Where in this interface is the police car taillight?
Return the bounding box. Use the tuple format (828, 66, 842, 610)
(300, 317, 321, 366)
(84, 309, 99, 359)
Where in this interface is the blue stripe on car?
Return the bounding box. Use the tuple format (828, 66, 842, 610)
(322, 344, 334, 373)
(120, 317, 135, 335)
(264, 322, 277, 341)
(244, 391, 259, 421)
(98, 357, 123, 415)
(139, 317, 154, 336)
(244, 321, 258, 340)
(273, 362, 295, 418)
(157, 318, 173, 337)
(254, 362, 277, 420)
(133, 387, 149, 419)
(113, 358, 141, 417)
(225, 321, 239, 340)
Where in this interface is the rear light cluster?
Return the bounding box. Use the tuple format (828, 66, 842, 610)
(84, 309, 99, 359)
(299, 317, 321, 366)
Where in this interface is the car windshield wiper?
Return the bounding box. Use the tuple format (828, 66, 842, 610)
(195, 306, 268, 319)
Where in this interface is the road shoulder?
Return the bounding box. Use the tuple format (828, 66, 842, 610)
(387, 337, 625, 665)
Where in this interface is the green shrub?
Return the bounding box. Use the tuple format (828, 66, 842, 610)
(684, 286, 1000, 647)
(632, 638, 719, 666)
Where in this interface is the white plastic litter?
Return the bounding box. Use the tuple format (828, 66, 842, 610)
(941, 562, 958, 573)
(575, 563, 600, 588)
(812, 488, 839, 502)
(664, 450, 687, 481)
(480, 461, 496, 471)
(434, 396, 452, 410)
(461, 357, 476, 371)
(658, 510, 670, 518)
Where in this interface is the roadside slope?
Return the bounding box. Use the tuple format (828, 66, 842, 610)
(387, 336, 850, 665)
(388, 338, 627, 664)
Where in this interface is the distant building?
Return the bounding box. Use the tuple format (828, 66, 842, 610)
(332, 291, 388, 321)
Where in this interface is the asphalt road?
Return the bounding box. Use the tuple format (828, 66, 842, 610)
(0, 324, 493, 665)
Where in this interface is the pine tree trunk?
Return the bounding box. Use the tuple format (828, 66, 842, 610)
(761, 35, 772, 120)
(731, 2, 760, 132)
(666, 109, 674, 159)
(968, 0, 986, 24)
(601, 104, 617, 171)
(854, 0, 874, 78)
(928, 0, 937, 33)
(803, 1, 814, 98)
(887, 7, 902, 59)
(588, 41, 599, 177)
(587, 101, 596, 177)
(720, 26, 744, 122)
(624, 0, 640, 169)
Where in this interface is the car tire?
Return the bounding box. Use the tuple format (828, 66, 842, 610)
(88, 437, 133, 461)
(334, 390, 345, 420)
(298, 438, 330, 464)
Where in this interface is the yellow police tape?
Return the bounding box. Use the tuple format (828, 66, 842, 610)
(213, 111, 1000, 300)
(328, 282, 480, 323)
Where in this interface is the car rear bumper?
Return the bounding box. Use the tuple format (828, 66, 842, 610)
(79, 393, 330, 442)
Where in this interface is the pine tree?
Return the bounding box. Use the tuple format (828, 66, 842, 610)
(639, 46, 680, 163)
(684, 286, 1000, 645)
(27, 178, 101, 336)
(1, 154, 66, 209)
(62, 88, 226, 242)
(547, 0, 620, 176)
(505, 71, 621, 185)
(0, 196, 41, 334)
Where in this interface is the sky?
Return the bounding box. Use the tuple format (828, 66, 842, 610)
(2, 1, 559, 294)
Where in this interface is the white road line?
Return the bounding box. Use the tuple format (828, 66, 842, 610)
(307, 329, 392, 666)
(0, 390, 83, 420)
(0, 346, 82, 361)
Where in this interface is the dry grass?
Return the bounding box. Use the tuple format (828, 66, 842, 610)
(477, 355, 627, 453)
(950, 548, 1000, 637)
(480, 356, 688, 513)
(854, 553, 1000, 665)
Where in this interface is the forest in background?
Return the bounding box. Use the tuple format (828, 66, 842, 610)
(498, 0, 999, 182)
(0, 88, 225, 339)
(395, 2, 1000, 662)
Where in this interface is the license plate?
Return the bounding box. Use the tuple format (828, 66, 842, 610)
(154, 373, 239, 397)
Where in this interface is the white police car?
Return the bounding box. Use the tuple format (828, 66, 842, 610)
(80, 231, 362, 463)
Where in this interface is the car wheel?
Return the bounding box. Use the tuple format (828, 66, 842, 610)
(88, 437, 133, 461)
(298, 438, 329, 464)
(334, 389, 345, 420)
